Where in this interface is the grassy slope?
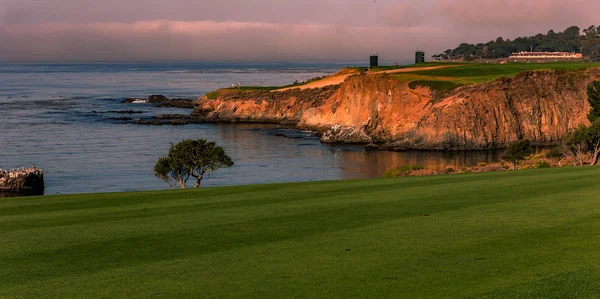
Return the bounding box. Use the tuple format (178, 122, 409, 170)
(394, 62, 600, 92)
(2, 167, 600, 298)
(206, 62, 600, 94)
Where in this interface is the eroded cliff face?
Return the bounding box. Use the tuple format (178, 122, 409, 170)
(298, 73, 435, 144)
(413, 70, 595, 149)
(192, 68, 600, 149)
(192, 86, 340, 124)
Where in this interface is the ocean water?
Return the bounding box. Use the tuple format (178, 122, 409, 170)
(0, 62, 501, 195)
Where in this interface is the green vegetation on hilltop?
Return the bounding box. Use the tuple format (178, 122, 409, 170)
(399, 61, 600, 93)
(350, 65, 405, 72)
(205, 91, 219, 99)
(434, 25, 600, 61)
(3, 167, 600, 298)
(224, 75, 328, 91)
(406, 62, 598, 79)
(227, 85, 284, 91)
(207, 62, 600, 96)
(408, 80, 463, 93)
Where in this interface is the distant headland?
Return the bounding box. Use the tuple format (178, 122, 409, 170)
(433, 25, 600, 62)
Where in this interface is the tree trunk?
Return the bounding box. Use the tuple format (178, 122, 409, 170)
(593, 150, 600, 166)
(192, 173, 203, 188)
(513, 161, 518, 170)
(577, 148, 584, 166)
(176, 174, 187, 189)
(592, 142, 600, 165)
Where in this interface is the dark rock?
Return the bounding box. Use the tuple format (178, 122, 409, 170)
(109, 117, 134, 121)
(121, 98, 139, 103)
(93, 110, 143, 114)
(107, 110, 144, 114)
(153, 99, 195, 109)
(0, 168, 44, 197)
(364, 143, 381, 151)
(148, 95, 170, 103)
(136, 119, 189, 126)
(321, 124, 373, 144)
(123, 95, 194, 109)
(153, 114, 191, 120)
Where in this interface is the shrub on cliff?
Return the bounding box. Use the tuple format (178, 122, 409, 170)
(382, 165, 425, 178)
(502, 140, 534, 170)
(206, 92, 219, 100)
(587, 81, 600, 122)
(154, 139, 233, 189)
(545, 148, 564, 167)
(562, 120, 600, 166)
(562, 125, 591, 166)
(533, 161, 552, 169)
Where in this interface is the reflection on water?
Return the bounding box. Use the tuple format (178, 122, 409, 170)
(0, 62, 506, 195)
(333, 150, 504, 180)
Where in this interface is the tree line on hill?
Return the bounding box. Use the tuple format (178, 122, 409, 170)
(433, 25, 600, 61)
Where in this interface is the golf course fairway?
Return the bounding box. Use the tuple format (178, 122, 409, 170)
(2, 167, 600, 298)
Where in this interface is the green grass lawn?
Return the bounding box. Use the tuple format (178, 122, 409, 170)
(407, 62, 600, 78)
(2, 167, 600, 298)
(396, 62, 600, 87)
(209, 62, 600, 94)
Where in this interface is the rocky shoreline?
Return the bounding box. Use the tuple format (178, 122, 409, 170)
(109, 68, 600, 151)
(121, 95, 194, 108)
(98, 94, 198, 125)
(0, 167, 45, 197)
(189, 68, 600, 150)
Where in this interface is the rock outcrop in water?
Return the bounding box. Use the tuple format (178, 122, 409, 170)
(122, 95, 195, 108)
(193, 68, 600, 150)
(0, 167, 44, 197)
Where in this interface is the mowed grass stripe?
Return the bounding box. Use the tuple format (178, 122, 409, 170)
(1, 167, 600, 298)
(405, 62, 600, 78)
(0, 168, 588, 234)
(391, 62, 600, 86)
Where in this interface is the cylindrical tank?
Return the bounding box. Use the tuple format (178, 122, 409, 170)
(370, 55, 379, 67)
(415, 51, 425, 64)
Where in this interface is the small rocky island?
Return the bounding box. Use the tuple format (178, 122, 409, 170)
(121, 94, 195, 108)
(0, 167, 45, 197)
(114, 94, 197, 125)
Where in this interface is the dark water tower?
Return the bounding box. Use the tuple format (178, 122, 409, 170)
(415, 50, 425, 64)
(370, 54, 379, 67)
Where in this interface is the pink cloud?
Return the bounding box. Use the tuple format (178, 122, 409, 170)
(1, 0, 599, 62)
(377, 1, 427, 27)
(0, 21, 446, 62)
(435, 0, 596, 29)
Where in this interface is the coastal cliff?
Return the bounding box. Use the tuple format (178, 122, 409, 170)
(192, 86, 340, 124)
(193, 68, 600, 150)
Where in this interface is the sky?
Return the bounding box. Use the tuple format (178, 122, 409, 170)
(0, 0, 598, 62)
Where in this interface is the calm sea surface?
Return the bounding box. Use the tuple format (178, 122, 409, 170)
(0, 62, 502, 195)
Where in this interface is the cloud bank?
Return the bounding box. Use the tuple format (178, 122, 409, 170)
(0, 0, 598, 62)
(0, 21, 446, 62)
